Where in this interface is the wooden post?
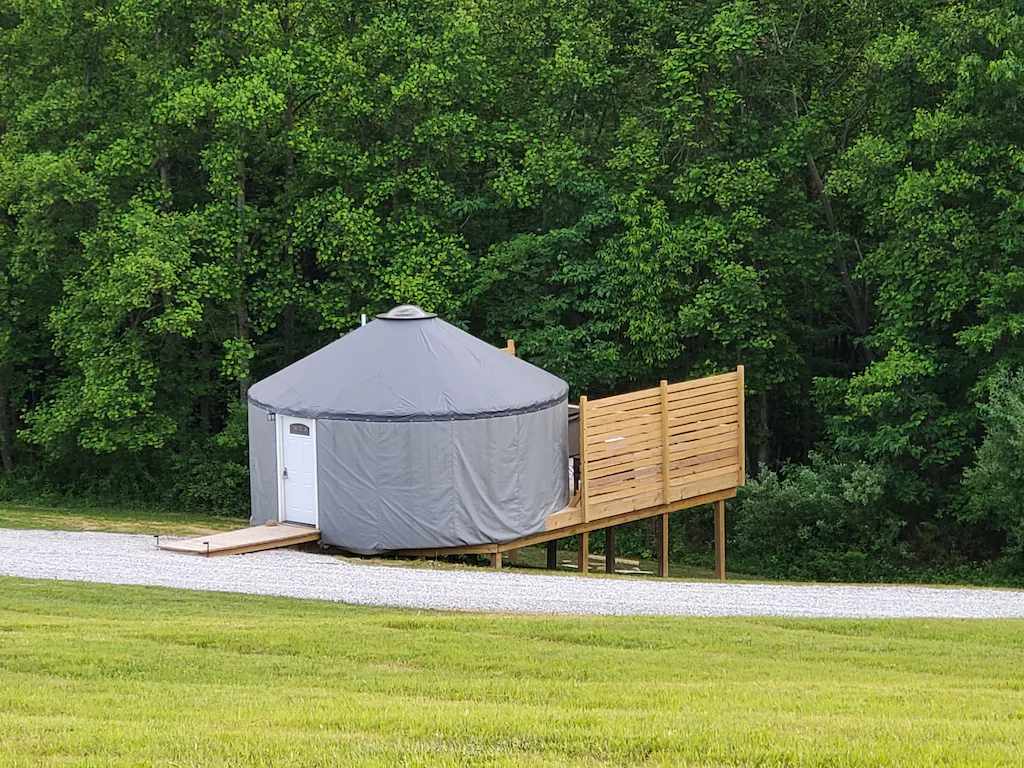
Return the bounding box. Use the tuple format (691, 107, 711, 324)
(657, 513, 669, 577)
(508, 548, 519, 566)
(660, 380, 671, 505)
(714, 498, 726, 580)
(579, 532, 589, 574)
(605, 527, 616, 574)
(736, 365, 746, 487)
(579, 396, 589, 522)
(505, 339, 516, 356)
(491, 551, 502, 570)
(546, 540, 558, 570)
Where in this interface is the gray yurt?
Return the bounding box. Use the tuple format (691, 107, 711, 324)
(246, 305, 569, 554)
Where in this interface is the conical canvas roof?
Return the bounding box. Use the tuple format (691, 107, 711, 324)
(248, 306, 568, 421)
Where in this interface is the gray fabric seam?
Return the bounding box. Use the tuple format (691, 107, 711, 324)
(246, 395, 567, 422)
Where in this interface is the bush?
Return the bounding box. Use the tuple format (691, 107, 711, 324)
(731, 455, 909, 582)
(169, 402, 250, 517)
(962, 369, 1024, 573)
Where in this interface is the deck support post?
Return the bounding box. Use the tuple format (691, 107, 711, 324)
(579, 396, 589, 523)
(491, 551, 501, 570)
(605, 527, 616, 574)
(546, 540, 558, 570)
(657, 513, 669, 578)
(579, 532, 589, 574)
(714, 498, 726, 580)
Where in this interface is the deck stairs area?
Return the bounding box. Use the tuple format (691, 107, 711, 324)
(159, 522, 320, 556)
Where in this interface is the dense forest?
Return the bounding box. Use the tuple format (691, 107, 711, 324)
(2, 0, 1024, 581)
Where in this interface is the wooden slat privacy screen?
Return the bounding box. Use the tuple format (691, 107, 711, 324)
(578, 367, 745, 522)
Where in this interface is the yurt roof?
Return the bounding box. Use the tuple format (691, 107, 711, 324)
(247, 306, 569, 421)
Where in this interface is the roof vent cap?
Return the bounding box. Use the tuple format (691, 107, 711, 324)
(376, 304, 437, 320)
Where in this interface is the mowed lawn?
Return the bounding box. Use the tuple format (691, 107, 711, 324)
(0, 579, 1022, 767)
(0, 503, 242, 537)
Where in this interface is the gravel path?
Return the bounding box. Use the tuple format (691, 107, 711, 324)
(3, 527, 1024, 618)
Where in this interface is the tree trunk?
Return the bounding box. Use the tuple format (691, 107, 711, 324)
(199, 338, 211, 431)
(158, 154, 171, 199)
(282, 94, 296, 364)
(0, 382, 14, 475)
(804, 150, 873, 362)
(236, 153, 251, 402)
(756, 393, 771, 470)
(792, 86, 872, 363)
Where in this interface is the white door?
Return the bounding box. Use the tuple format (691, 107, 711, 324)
(280, 416, 318, 526)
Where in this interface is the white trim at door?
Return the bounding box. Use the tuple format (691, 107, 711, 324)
(275, 415, 319, 528)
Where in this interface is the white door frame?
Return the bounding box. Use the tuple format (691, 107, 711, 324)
(275, 415, 320, 528)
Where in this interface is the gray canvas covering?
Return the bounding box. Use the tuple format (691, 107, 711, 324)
(247, 309, 568, 420)
(316, 402, 567, 553)
(247, 403, 278, 527)
(246, 306, 570, 553)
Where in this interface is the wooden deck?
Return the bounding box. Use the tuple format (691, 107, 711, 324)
(179, 368, 743, 574)
(159, 522, 320, 556)
(395, 368, 745, 578)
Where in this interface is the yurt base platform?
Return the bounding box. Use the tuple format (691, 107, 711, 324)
(159, 522, 320, 556)
(393, 486, 735, 559)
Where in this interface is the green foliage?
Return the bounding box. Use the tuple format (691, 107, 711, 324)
(962, 370, 1024, 568)
(732, 456, 910, 582)
(4, 579, 1024, 765)
(2, 0, 1024, 576)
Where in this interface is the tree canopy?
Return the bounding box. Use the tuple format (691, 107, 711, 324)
(2, 0, 1024, 580)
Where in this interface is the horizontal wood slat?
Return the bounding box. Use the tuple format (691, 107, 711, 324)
(589, 470, 738, 520)
(666, 370, 737, 395)
(669, 455, 738, 481)
(579, 368, 744, 524)
(668, 405, 740, 431)
(586, 405, 663, 430)
(665, 378, 738, 404)
(589, 477, 666, 505)
(587, 422, 738, 464)
(668, 396, 739, 420)
(663, 389, 737, 413)
(586, 421, 662, 446)
(590, 452, 738, 493)
(589, 385, 663, 409)
(588, 437, 737, 482)
(589, 418, 739, 460)
(587, 431, 663, 459)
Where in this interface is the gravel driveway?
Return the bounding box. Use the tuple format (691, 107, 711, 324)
(3, 527, 1024, 618)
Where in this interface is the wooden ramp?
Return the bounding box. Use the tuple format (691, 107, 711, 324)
(159, 522, 320, 556)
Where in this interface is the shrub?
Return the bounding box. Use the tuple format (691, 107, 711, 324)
(962, 369, 1024, 573)
(731, 455, 909, 581)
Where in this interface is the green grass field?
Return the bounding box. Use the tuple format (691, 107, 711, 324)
(1, 578, 1023, 767)
(0, 502, 242, 536)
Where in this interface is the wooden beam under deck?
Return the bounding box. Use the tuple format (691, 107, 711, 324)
(393, 542, 500, 558)
(495, 487, 736, 553)
(714, 497, 726, 580)
(390, 488, 734, 560)
(657, 513, 669, 578)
